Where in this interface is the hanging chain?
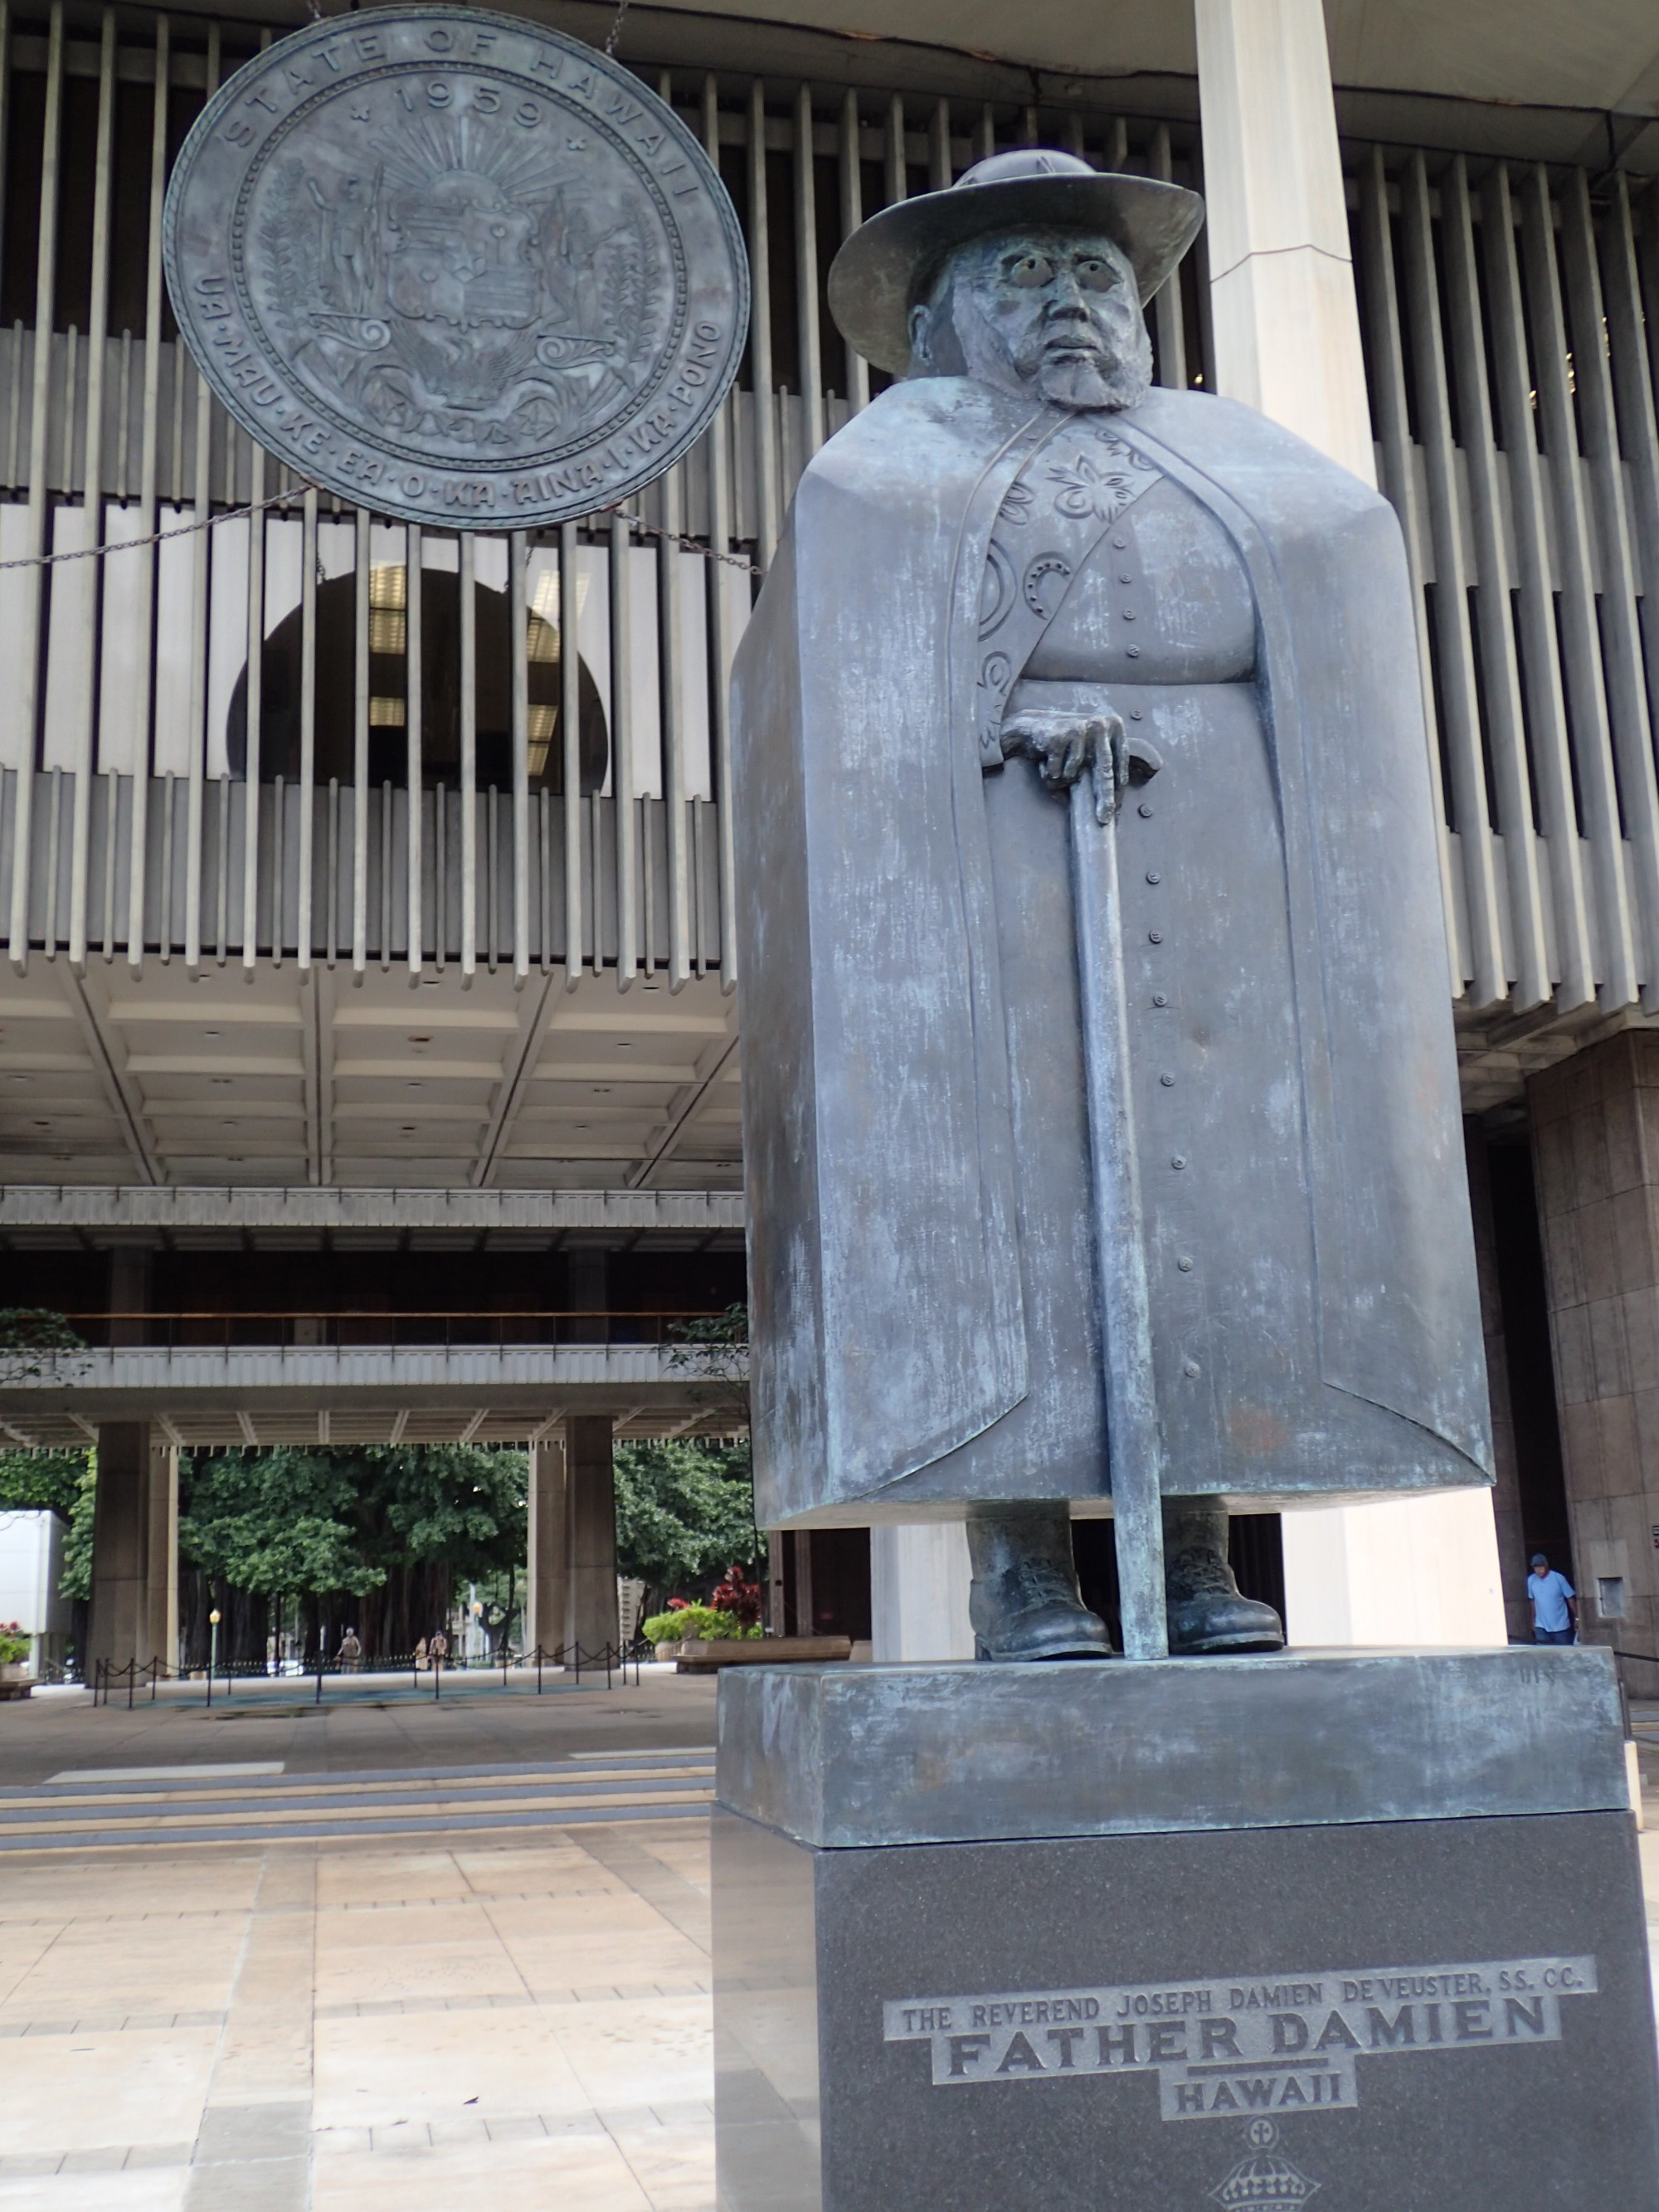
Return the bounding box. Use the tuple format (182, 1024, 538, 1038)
(603, 0, 631, 57)
(0, 490, 760, 579)
(602, 502, 761, 576)
(0, 486, 309, 573)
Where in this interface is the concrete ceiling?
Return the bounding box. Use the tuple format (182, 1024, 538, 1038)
(151, 0, 1659, 121)
(135, 0, 1659, 170)
(632, 0, 1659, 116)
(0, 962, 742, 1191)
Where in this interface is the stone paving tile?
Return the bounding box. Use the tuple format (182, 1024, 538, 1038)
(0, 2029, 221, 2160)
(311, 2132, 654, 2212)
(0, 2175, 191, 2212)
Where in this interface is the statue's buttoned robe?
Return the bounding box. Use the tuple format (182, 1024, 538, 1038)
(732, 376, 1492, 1528)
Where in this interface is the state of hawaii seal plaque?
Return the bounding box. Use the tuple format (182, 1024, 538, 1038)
(163, 7, 749, 528)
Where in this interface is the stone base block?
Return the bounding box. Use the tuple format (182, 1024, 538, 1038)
(713, 1650, 1659, 2211)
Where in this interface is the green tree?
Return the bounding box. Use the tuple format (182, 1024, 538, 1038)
(0, 1310, 85, 1383)
(0, 1449, 95, 1605)
(0, 1447, 89, 1519)
(181, 1449, 386, 1603)
(666, 1303, 749, 1430)
(179, 1445, 528, 1660)
(614, 1440, 762, 1606)
(59, 1459, 98, 1605)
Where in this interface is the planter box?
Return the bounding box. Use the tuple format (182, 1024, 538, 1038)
(678, 1636, 853, 1674)
(654, 1642, 684, 1664)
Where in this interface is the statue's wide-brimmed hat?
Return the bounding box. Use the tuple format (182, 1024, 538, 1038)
(828, 148, 1204, 377)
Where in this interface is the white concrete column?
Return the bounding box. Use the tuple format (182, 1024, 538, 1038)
(869, 1524, 974, 1663)
(1194, 0, 1374, 485)
(1280, 1492, 1508, 1649)
(1195, 0, 1506, 1649)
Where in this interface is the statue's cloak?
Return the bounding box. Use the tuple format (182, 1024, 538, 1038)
(732, 377, 1492, 1526)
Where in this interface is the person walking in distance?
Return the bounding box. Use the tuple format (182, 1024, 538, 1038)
(1527, 1553, 1578, 1645)
(337, 1626, 363, 1674)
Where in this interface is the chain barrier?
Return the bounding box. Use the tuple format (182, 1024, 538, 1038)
(90, 1641, 652, 1703)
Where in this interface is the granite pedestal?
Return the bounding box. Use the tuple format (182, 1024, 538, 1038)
(713, 1650, 1659, 2211)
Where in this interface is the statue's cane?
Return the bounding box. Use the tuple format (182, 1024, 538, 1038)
(1069, 716, 1168, 1659)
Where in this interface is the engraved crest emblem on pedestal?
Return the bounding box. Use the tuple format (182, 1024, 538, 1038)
(1209, 2121, 1321, 2210)
(163, 6, 748, 527)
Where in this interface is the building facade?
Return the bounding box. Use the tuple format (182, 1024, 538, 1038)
(0, 0, 1657, 1669)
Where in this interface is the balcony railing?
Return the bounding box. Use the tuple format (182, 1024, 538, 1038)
(50, 1310, 727, 1352)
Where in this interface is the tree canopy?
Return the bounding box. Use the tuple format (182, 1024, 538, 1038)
(180, 1445, 527, 1655)
(0, 1435, 766, 1653)
(0, 1448, 89, 1520)
(0, 1449, 95, 1602)
(614, 1439, 762, 1602)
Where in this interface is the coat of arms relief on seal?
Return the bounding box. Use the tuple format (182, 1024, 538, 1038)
(251, 96, 673, 461)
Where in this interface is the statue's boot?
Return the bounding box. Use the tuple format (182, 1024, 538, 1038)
(1163, 1499, 1284, 1654)
(967, 1503, 1115, 1662)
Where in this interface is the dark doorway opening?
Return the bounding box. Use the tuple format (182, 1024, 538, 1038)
(1486, 1138, 1574, 1577)
(784, 1529, 873, 1640)
(226, 567, 609, 793)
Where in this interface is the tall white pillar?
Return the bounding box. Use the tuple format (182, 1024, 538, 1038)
(869, 1524, 975, 1663)
(1195, 0, 1506, 1649)
(1194, 0, 1374, 485)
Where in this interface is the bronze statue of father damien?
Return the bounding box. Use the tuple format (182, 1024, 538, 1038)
(732, 150, 1493, 1660)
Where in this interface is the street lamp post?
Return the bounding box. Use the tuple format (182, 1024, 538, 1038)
(207, 1607, 221, 1707)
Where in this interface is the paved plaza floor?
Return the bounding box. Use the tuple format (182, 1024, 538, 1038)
(0, 1680, 1652, 2210)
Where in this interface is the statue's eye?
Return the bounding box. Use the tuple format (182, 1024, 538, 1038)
(1009, 254, 1053, 288)
(1077, 258, 1115, 290)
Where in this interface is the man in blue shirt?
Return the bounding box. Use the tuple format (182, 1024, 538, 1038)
(1527, 1552, 1578, 1644)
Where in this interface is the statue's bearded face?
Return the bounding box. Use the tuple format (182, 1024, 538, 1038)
(910, 226, 1152, 412)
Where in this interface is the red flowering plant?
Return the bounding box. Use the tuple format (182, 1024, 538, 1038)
(710, 1566, 763, 1628)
